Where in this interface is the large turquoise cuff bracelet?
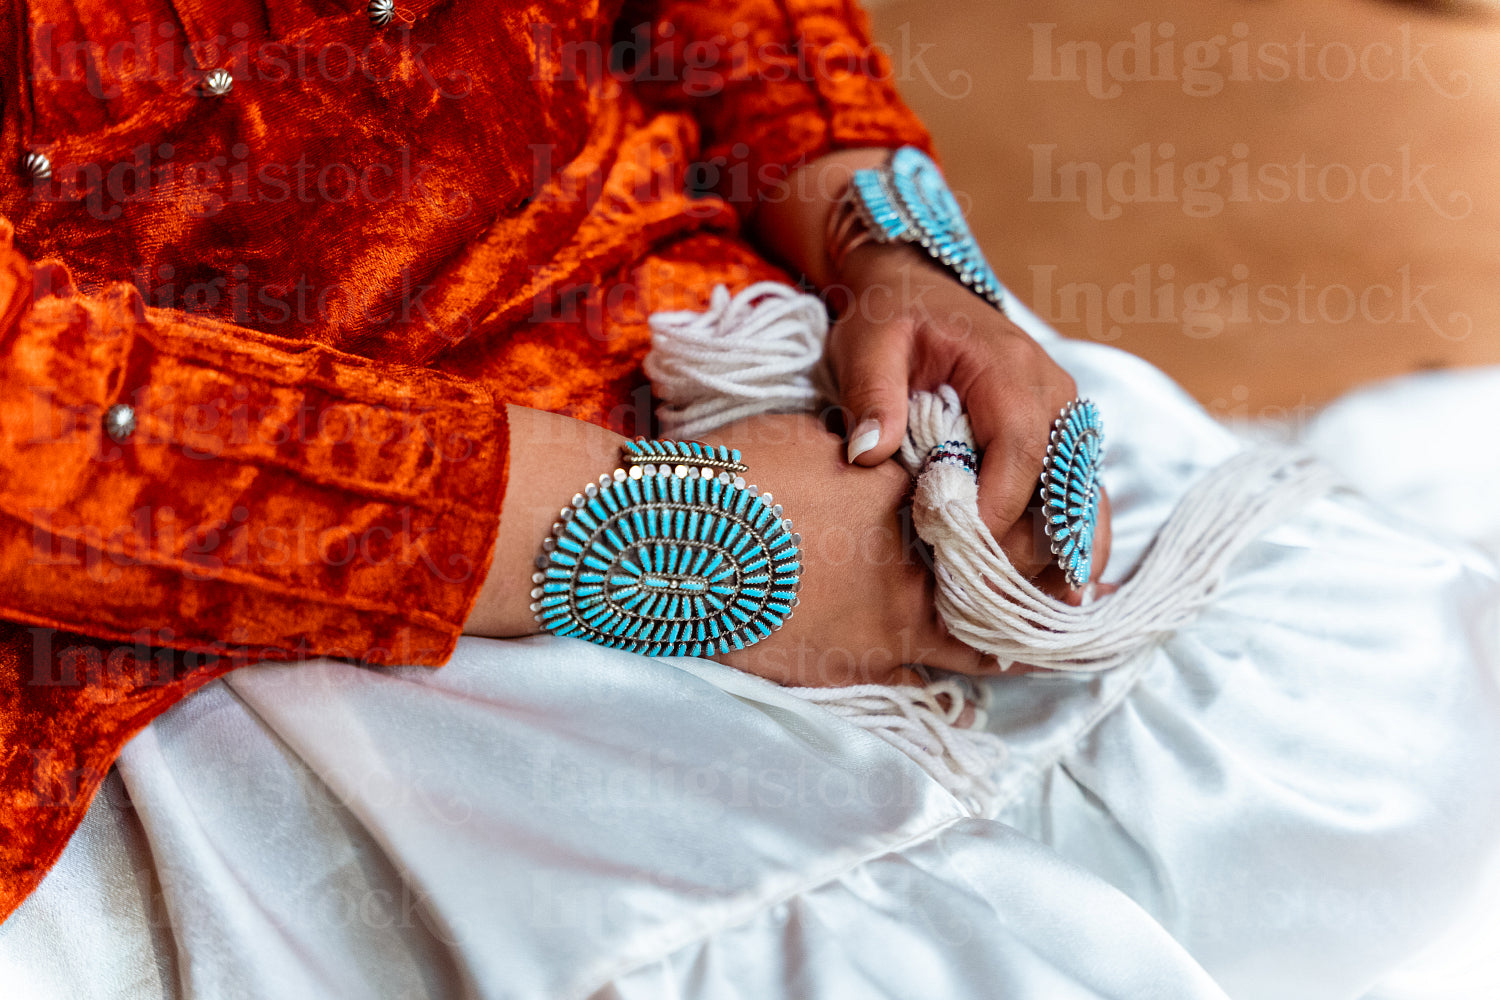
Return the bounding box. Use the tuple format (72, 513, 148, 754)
(828, 145, 1008, 312)
(532, 440, 802, 657)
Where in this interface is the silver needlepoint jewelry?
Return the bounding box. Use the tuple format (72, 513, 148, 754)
(202, 69, 233, 97)
(533, 439, 799, 657)
(829, 145, 1009, 312)
(103, 404, 137, 443)
(368, 0, 396, 26)
(1039, 399, 1105, 589)
(22, 151, 51, 182)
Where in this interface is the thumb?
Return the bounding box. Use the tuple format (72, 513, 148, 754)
(831, 318, 912, 466)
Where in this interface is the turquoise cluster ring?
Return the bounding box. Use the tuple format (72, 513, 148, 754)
(1039, 400, 1105, 589)
(532, 440, 802, 657)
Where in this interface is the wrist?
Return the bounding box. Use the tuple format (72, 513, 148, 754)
(824, 240, 945, 319)
(465, 406, 628, 637)
(751, 147, 903, 292)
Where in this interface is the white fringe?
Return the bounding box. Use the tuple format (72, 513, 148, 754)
(643, 282, 1336, 817)
(785, 678, 1009, 817)
(645, 281, 832, 439)
(904, 385, 1339, 673)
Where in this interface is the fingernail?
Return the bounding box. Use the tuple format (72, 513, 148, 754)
(846, 419, 881, 463)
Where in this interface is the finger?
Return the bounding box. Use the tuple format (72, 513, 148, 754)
(1066, 581, 1120, 606)
(1087, 487, 1113, 585)
(963, 374, 1076, 576)
(907, 615, 988, 676)
(829, 315, 913, 467)
(995, 508, 1052, 582)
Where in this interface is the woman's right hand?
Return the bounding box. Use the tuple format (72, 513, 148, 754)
(698, 412, 984, 687)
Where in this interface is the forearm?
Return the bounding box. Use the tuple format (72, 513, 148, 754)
(463, 406, 628, 637)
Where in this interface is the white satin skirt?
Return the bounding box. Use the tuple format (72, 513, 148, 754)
(3, 299, 1498, 1000)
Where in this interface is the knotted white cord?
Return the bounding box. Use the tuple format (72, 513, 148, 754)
(644, 282, 1336, 816)
(904, 385, 1340, 673)
(645, 281, 833, 439)
(786, 678, 1007, 816)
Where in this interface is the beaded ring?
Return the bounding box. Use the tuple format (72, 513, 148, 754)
(1039, 400, 1105, 589)
(922, 439, 979, 477)
(532, 440, 802, 657)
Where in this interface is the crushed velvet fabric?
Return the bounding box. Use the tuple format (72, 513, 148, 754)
(0, 0, 935, 921)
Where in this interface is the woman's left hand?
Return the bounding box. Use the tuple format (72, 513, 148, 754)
(826, 245, 1112, 598)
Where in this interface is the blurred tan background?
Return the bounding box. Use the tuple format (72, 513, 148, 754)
(865, 0, 1500, 418)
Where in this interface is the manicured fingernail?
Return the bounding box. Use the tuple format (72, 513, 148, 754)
(847, 419, 881, 463)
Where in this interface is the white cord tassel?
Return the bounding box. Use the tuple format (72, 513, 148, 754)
(645, 281, 832, 439)
(786, 678, 1008, 816)
(904, 386, 1338, 672)
(642, 282, 1337, 813)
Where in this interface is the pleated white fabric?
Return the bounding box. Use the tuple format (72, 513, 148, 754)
(2, 297, 1497, 1000)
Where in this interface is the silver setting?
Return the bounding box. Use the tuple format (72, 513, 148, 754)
(103, 403, 136, 442)
(620, 442, 748, 476)
(535, 443, 802, 657)
(847, 147, 1008, 313)
(1039, 398, 1104, 590)
(202, 69, 233, 97)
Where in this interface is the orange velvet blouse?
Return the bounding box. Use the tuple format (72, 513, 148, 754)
(0, 0, 934, 920)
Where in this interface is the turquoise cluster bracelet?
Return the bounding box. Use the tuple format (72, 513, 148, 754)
(531, 440, 802, 657)
(828, 145, 1009, 312)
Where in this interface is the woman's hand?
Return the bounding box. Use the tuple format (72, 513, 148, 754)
(750, 147, 1111, 597)
(700, 412, 984, 687)
(828, 246, 1113, 598)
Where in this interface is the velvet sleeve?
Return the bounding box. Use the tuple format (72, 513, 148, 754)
(618, 0, 938, 226)
(0, 217, 509, 668)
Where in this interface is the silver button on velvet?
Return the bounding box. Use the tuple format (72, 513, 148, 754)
(202, 69, 233, 97)
(368, 0, 395, 27)
(21, 151, 51, 181)
(104, 404, 137, 442)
